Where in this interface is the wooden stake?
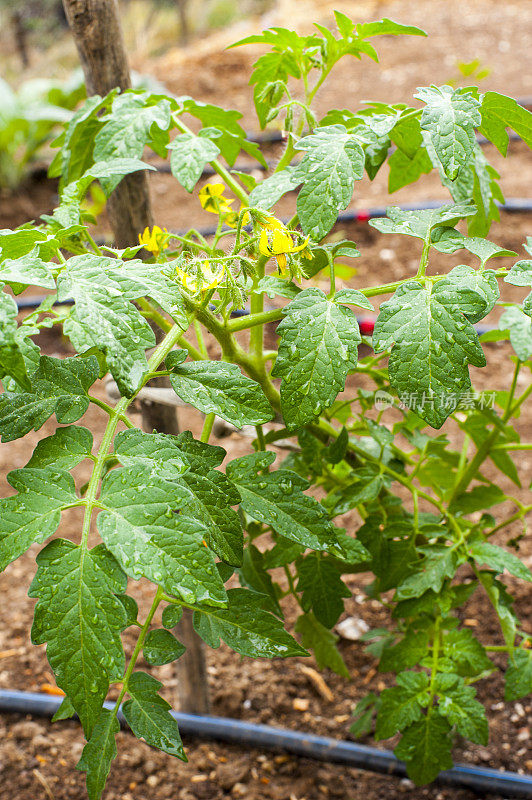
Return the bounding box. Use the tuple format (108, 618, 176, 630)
(62, 0, 153, 246)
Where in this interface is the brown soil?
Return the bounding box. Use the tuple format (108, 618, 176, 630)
(1, 1, 532, 799)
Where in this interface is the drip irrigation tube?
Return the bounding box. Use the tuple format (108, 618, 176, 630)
(12, 293, 498, 339)
(0, 690, 530, 798)
(89, 197, 532, 244)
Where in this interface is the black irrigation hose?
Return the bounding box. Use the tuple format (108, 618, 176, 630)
(0, 690, 531, 798)
(12, 292, 499, 339)
(90, 197, 532, 244)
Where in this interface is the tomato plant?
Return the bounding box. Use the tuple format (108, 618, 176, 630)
(1, 13, 532, 798)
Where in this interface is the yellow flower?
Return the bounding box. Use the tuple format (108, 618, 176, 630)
(258, 220, 309, 276)
(175, 261, 225, 294)
(258, 215, 285, 230)
(198, 183, 234, 215)
(138, 225, 169, 256)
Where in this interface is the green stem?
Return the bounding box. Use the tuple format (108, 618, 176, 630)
(228, 307, 284, 333)
(416, 239, 431, 279)
(274, 134, 297, 173)
(250, 256, 267, 359)
(228, 273, 464, 333)
(85, 230, 103, 256)
(200, 412, 215, 443)
(80, 324, 185, 548)
(485, 504, 532, 537)
(194, 319, 208, 358)
(327, 252, 335, 299)
(112, 586, 164, 710)
(137, 297, 172, 333)
(88, 396, 134, 429)
(491, 443, 532, 451)
(427, 616, 441, 717)
(283, 565, 303, 609)
(255, 425, 266, 451)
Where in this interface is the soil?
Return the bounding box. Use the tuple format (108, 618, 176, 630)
(1, 1, 531, 799)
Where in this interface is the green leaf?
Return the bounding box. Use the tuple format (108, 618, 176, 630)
(438, 264, 499, 323)
(396, 547, 459, 599)
(0, 467, 77, 571)
(470, 541, 532, 582)
(27, 425, 93, 470)
(112, 429, 242, 565)
(334, 288, 374, 311)
(449, 483, 505, 515)
(0, 251, 56, 293)
(143, 629, 185, 665)
(162, 604, 183, 629)
(379, 627, 430, 672)
(113, 427, 207, 478)
(181, 98, 266, 165)
(57, 255, 156, 396)
(249, 167, 299, 209)
(193, 588, 307, 658)
(93, 93, 172, 191)
(369, 203, 476, 242)
(478, 572, 517, 648)
(296, 553, 350, 628)
(375, 671, 429, 740)
(52, 159, 155, 227)
(29, 540, 126, 735)
(77, 709, 119, 800)
(480, 91, 532, 156)
(226, 451, 341, 554)
(373, 281, 486, 428)
(0, 227, 52, 262)
(167, 132, 220, 192)
(505, 260, 532, 287)
(0, 291, 30, 389)
(295, 611, 349, 678)
(350, 693, 378, 738)
(122, 672, 186, 759)
(293, 126, 364, 239)
(388, 144, 433, 193)
(327, 464, 388, 515)
(435, 674, 488, 744)
(0, 354, 99, 442)
(120, 261, 188, 329)
(356, 18, 427, 38)
(52, 695, 76, 722)
(116, 593, 139, 627)
(499, 306, 532, 361)
(255, 275, 300, 300)
(415, 86, 481, 180)
(97, 465, 228, 605)
(272, 288, 360, 428)
(445, 236, 515, 266)
(239, 544, 282, 616)
(394, 713, 453, 785)
(441, 628, 494, 678)
(505, 649, 532, 701)
(168, 355, 274, 428)
(357, 516, 416, 593)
